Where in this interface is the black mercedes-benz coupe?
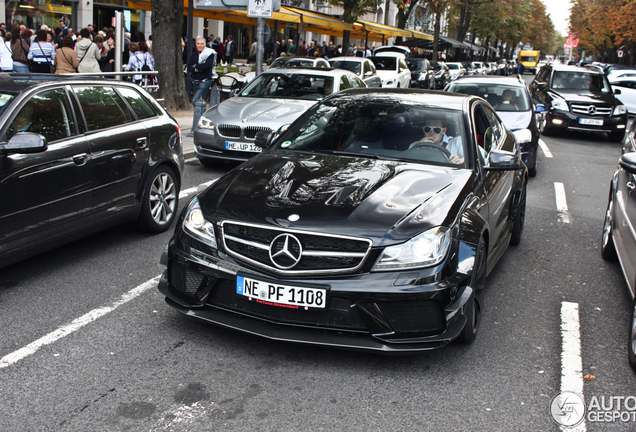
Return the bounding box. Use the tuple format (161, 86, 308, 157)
(158, 89, 527, 353)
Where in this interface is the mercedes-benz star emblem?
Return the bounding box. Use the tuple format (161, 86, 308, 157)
(588, 105, 597, 115)
(269, 234, 303, 269)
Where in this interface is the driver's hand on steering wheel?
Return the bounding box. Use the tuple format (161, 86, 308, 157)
(448, 154, 463, 164)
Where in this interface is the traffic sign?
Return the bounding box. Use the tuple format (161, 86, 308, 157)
(618, 50, 624, 58)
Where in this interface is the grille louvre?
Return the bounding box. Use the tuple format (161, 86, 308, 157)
(570, 103, 612, 116)
(221, 221, 372, 275)
(244, 126, 272, 139)
(218, 124, 241, 138)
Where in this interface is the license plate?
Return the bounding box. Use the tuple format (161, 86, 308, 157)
(236, 275, 326, 309)
(579, 118, 603, 126)
(225, 141, 262, 152)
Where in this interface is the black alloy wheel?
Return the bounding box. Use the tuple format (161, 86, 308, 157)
(538, 113, 556, 136)
(136, 165, 180, 233)
(457, 239, 487, 344)
(601, 191, 618, 260)
(528, 157, 537, 177)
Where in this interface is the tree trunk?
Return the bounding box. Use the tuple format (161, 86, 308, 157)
(152, 0, 190, 111)
(432, 11, 441, 61)
(342, 30, 350, 53)
(455, 0, 473, 43)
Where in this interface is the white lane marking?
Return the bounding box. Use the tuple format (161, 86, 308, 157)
(0, 276, 160, 370)
(539, 139, 553, 158)
(561, 301, 586, 432)
(179, 179, 218, 199)
(554, 182, 571, 223)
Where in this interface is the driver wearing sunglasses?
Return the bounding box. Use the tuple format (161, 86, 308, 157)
(409, 118, 464, 164)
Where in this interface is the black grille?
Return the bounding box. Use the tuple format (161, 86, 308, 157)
(170, 262, 209, 295)
(222, 222, 372, 274)
(208, 279, 368, 331)
(218, 124, 241, 138)
(244, 126, 272, 139)
(378, 300, 446, 335)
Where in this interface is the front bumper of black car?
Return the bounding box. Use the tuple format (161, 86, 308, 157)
(546, 110, 627, 134)
(158, 230, 477, 353)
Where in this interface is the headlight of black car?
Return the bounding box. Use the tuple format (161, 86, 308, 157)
(372, 226, 451, 271)
(551, 99, 568, 111)
(183, 197, 217, 248)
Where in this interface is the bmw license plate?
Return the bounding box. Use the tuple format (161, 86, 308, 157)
(225, 141, 262, 152)
(236, 275, 326, 309)
(579, 118, 603, 126)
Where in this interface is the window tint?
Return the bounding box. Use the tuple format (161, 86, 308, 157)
(116, 86, 156, 120)
(73, 86, 132, 131)
(5, 88, 76, 143)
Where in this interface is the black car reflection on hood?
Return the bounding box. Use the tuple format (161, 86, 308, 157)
(158, 88, 527, 353)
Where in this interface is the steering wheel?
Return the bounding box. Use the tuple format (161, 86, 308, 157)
(411, 142, 452, 159)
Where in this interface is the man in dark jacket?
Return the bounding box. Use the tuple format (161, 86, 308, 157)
(225, 35, 235, 65)
(187, 36, 216, 106)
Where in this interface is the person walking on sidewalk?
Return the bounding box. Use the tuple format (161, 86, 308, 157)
(225, 35, 235, 65)
(187, 36, 216, 106)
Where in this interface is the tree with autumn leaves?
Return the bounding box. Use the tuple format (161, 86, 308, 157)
(393, 0, 561, 60)
(570, 0, 636, 65)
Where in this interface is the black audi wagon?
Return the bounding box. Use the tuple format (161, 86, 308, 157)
(0, 74, 184, 267)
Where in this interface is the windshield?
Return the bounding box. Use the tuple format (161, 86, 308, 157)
(0, 93, 16, 115)
(371, 57, 398, 71)
(447, 64, 460, 70)
(462, 62, 474, 70)
(520, 56, 536, 63)
(286, 60, 315, 68)
(330, 60, 361, 75)
(274, 100, 468, 168)
(240, 73, 334, 100)
(431, 62, 443, 71)
(406, 60, 426, 71)
(447, 83, 531, 111)
(270, 58, 289, 68)
(551, 71, 612, 92)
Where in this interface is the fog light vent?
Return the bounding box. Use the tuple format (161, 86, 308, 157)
(378, 300, 446, 335)
(185, 271, 205, 295)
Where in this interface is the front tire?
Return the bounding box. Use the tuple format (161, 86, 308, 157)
(457, 240, 487, 344)
(628, 298, 636, 371)
(136, 165, 180, 233)
(601, 192, 617, 260)
(539, 113, 556, 136)
(609, 130, 625, 143)
(510, 186, 526, 246)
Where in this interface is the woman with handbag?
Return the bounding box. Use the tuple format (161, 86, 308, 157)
(54, 36, 79, 74)
(75, 28, 101, 74)
(27, 29, 55, 73)
(10, 25, 30, 73)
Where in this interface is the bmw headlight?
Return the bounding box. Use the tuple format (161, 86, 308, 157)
(183, 197, 217, 248)
(512, 128, 533, 144)
(372, 227, 451, 271)
(551, 99, 569, 111)
(614, 105, 627, 116)
(197, 117, 215, 130)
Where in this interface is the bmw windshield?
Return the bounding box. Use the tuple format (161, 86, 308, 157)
(240, 73, 334, 100)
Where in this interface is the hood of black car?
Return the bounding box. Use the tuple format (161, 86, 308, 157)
(199, 151, 474, 246)
(549, 90, 619, 105)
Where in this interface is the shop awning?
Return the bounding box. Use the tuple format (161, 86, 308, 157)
(439, 36, 471, 49)
(127, 2, 431, 42)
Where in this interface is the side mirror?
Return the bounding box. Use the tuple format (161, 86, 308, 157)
(254, 130, 274, 149)
(534, 104, 547, 113)
(615, 88, 622, 95)
(485, 149, 520, 171)
(0, 133, 48, 155)
(620, 152, 636, 175)
(364, 71, 373, 77)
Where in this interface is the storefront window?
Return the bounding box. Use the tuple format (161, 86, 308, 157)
(6, 0, 78, 31)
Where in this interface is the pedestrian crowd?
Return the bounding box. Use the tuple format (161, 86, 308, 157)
(0, 21, 156, 88)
